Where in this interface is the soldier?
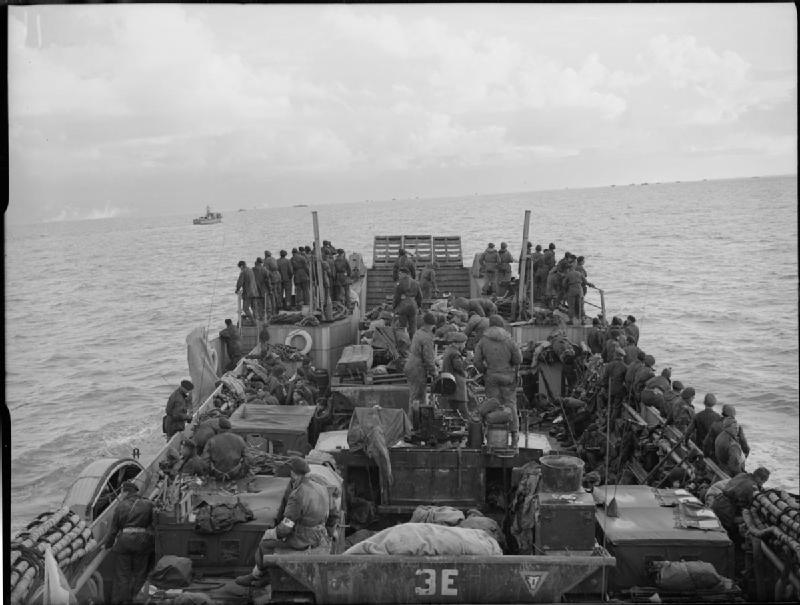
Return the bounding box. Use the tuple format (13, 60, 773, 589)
(103, 481, 154, 604)
(291, 248, 310, 306)
(563, 262, 586, 325)
(474, 315, 522, 447)
(219, 318, 243, 371)
(173, 439, 208, 477)
(192, 414, 223, 455)
(236, 457, 338, 588)
(703, 404, 750, 462)
(201, 418, 248, 480)
(602, 349, 628, 422)
(404, 312, 438, 423)
(163, 380, 194, 439)
(684, 393, 722, 449)
(419, 261, 439, 300)
(264, 251, 282, 316)
(235, 260, 259, 325)
(532, 244, 548, 301)
(441, 332, 469, 417)
(392, 248, 416, 281)
(277, 250, 294, 310)
(623, 315, 639, 345)
(497, 242, 514, 296)
(333, 248, 351, 305)
(252, 257, 270, 321)
(480, 243, 500, 296)
(393, 272, 422, 341)
(712, 467, 769, 545)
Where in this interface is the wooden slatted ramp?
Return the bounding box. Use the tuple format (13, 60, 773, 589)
(373, 236, 402, 266)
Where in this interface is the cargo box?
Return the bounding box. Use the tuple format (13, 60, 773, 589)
(155, 522, 270, 569)
(535, 491, 596, 552)
(334, 344, 374, 377)
(593, 485, 733, 589)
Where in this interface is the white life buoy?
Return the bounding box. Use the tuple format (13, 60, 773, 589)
(285, 329, 313, 355)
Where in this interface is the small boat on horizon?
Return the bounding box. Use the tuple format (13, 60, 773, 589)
(193, 205, 222, 225)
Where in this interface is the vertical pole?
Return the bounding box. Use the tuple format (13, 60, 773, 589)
(517, 210, 531, 320)
(312, 211, 325, 314)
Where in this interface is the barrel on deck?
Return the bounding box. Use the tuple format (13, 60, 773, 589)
(539, 455, 584, 492)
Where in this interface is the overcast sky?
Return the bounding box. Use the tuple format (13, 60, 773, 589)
(7, 3, 797, 224)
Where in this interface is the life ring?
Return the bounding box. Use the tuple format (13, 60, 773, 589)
(285, 329, 313, 355)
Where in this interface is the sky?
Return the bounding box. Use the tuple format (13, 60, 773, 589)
(6, 3, 797, 224)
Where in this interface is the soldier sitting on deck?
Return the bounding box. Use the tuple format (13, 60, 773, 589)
(201, 418, 248, 480)
(236, 457, 339, 588)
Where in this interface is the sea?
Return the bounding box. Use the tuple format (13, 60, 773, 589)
(5, 175, 799, 534)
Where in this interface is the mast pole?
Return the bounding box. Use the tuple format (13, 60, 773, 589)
(517, 210, 531, 320)
(312, 211, 325, 314)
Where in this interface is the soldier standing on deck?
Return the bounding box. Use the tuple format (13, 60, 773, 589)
(236, 457, 338, 588)
(291, 248, 310, 307)
(531, 244, 546, 301)
(277, 250, 293, 310)
(333, 248, 351, 305)
(236, 260, 259, 325)
(252, 257, 269, 321)
(404, 312, 439, 424)
(497, 242, 514, 296)
(393, 248, 416, 281)
(264, 251, 281, 316)
(219, 318, 243, 371)
(441, 331, 469, 417)
(394, 272, 423, 341)
(163, 380, 194, 439)
(104, 481, 154, 604)
(480, 243, 500, 296)
(474, 315, 522, 448)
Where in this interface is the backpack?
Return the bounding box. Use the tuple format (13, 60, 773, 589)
(194, 501, 254, 534)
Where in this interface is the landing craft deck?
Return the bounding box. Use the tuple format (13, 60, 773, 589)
(9, 226, 798, 604)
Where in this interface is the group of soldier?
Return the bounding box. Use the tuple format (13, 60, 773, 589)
(479, 241, 593, 324)
(579, 313, 770, 547)
(235, 241, 353, 324)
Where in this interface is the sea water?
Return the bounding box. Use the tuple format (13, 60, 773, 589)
(6, 175, 798, 533)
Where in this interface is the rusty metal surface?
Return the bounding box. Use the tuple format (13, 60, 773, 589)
(266, 553, 614, 603)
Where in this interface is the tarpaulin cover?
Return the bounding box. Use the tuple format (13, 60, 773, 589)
(236, 476, 291, 524)
(187, 327, 220, 408)
(343, 523, 502, 556)
(410, 505, 464, 526)
(229, 404, 316, 453)
(347, 407, 412, 487)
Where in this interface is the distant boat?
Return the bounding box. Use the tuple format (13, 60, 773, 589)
(238, 209, 246, 213)
(293, 204, 308, 208)
(193, 205, 222, 225)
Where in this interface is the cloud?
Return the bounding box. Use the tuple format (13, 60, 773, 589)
(643, 34, 796, 125)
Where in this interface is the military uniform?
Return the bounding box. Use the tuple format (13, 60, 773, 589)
(105, 488, 154, 604)
(219, 324, 243, 371)
(236, 265, 259, 323)
(497, 246, 514, 295)
(392, 254, 416, 281)
(164, 387, 193, 438)
(243, 472, 337, 585)
(333, 253, 351, 304)
(202, 431, 248, 480)
(404, 324, 437, 414)
(441, 342, 468, 416)
(474, 325, 522, 438)
(393, 275, 422, 341)
(291, 252, 310, 306)
(277, 255, 294, 309)
(480, 246, 500, 295)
